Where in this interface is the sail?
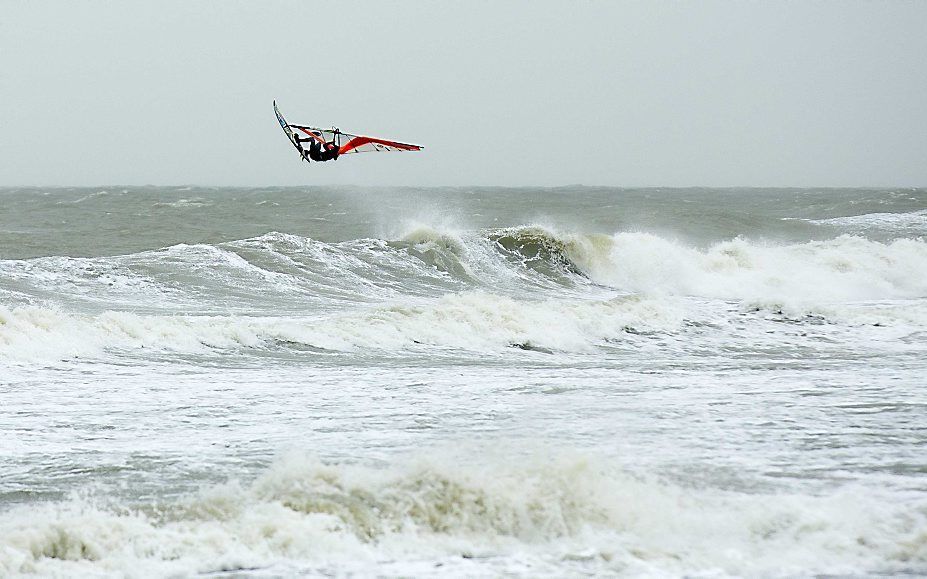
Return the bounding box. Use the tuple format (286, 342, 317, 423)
(289, 125, 424, 155)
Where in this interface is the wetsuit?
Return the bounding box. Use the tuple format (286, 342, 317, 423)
(320, 144, 340, 162)
(307, 140, 339, 162)
(295, 135, 338, 162)
(307, 140, 324, 162)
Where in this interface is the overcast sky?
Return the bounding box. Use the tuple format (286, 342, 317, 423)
(2, 1, 926, 187)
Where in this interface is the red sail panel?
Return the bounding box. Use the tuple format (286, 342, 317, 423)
(338, 135, 424, 155)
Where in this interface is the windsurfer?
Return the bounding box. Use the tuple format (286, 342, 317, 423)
(274, 101, 423, 165)
(293, 134, 339, 163)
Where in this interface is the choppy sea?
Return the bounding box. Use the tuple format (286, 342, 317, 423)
(1, 186, 926, 577)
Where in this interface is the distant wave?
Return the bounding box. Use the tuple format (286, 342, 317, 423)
(151, 197, 214, 209)
(790, 209, 927, 234)
(1, 451, 924, 577)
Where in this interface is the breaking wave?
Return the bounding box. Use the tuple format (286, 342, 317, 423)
(4, 227, 926, 306)
(488, 227, 927, 302)
(2, 226, 927, 362)
(1, 451, 924, 577)
(440, 226, 927, 305)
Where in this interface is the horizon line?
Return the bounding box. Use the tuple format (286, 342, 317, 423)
(2, 184, 925, 190)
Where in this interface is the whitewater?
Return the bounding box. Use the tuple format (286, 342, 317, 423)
(1, 186, 926, 577)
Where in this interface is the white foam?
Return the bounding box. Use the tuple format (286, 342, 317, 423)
(1, 451, 924, 577)
(0, 292, 683, 362)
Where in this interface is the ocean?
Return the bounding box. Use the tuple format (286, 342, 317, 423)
(1, 186, 925, 577)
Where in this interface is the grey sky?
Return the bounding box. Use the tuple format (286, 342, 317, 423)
(2, 1, 926, 187)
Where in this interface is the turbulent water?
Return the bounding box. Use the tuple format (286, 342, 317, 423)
(1, 186, 926, 577)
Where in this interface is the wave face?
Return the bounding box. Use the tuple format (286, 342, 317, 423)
(2, 186, 926, 577)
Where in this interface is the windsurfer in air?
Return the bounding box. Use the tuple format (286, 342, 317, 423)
(274, 101, 423, 165)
